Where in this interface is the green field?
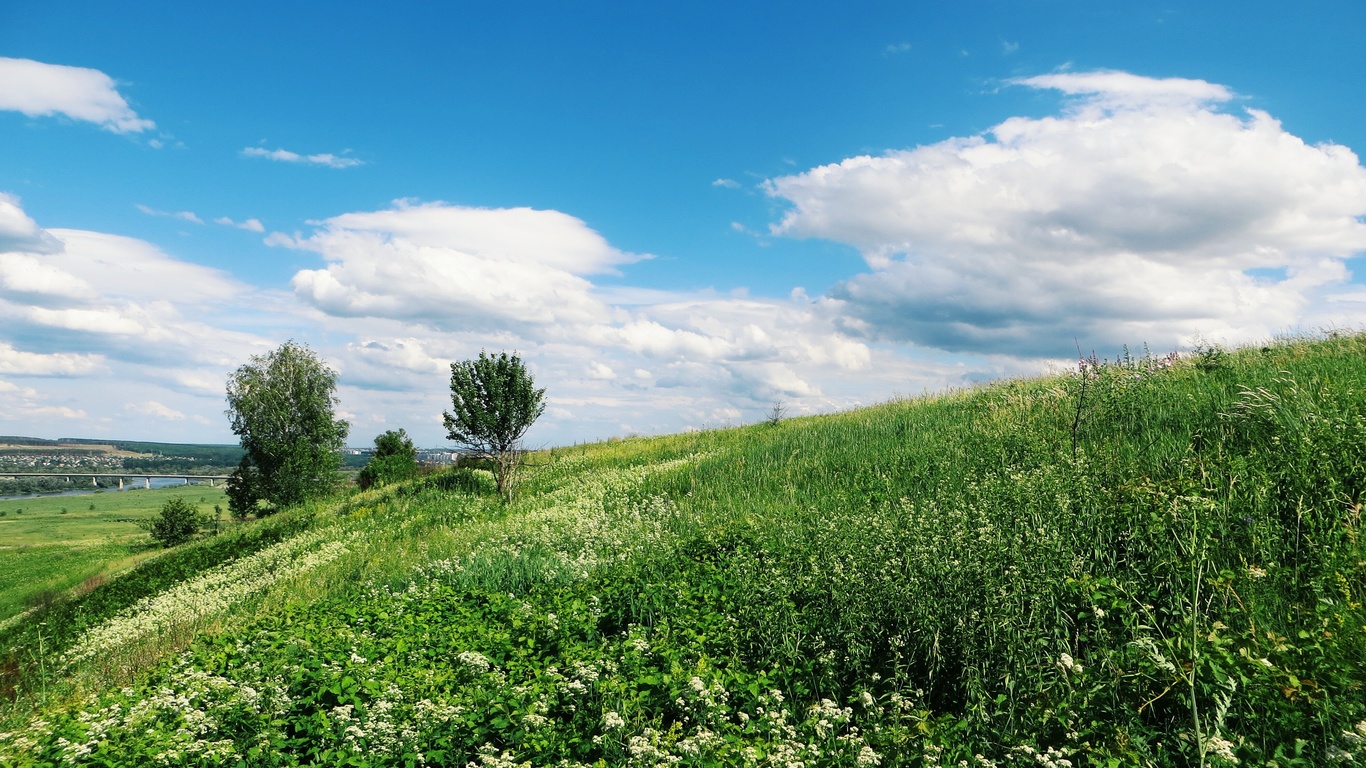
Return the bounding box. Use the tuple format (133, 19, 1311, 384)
(0, 485, 228, 624)
(3, 335, 1365, 766)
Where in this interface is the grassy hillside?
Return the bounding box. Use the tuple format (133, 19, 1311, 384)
(3, 335, 1365, 766)
(0, 486, 230, 625)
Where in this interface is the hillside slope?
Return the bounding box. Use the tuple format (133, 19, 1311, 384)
(4, 335, 1366, 766)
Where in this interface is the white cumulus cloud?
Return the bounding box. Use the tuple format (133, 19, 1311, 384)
(0, 342, 104, 376)
(0, 57, 154, 133)
(767, 71, 1366, 357)
(285, 200, 638, 331)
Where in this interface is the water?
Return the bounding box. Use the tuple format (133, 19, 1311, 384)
(0, 477, 214, 502)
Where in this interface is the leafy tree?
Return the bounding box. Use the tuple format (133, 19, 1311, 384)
(139, 497, 200, 548)
(357, 428, 419, 490)
(225, 341, 349, 510)
(443, 351, 546, 498)
(226, 455, 263, 518)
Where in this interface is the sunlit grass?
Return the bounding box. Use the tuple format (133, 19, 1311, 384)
(4, 333, 1366, 765)
(0, 486, 228, 623)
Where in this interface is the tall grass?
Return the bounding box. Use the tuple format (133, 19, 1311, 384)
(4, 334, 1365, 766)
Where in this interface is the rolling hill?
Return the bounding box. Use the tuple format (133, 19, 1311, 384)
(3, 334, 1365, 766)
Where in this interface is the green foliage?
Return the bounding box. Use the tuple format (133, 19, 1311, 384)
(0, 510, 316, 703)
(373, 428, 416, 460)
(9, 334, 1366, 766)
(443, 351, 546, 497)
(137, 497, 200, 548)
(0, 486, 230, 624)
(358, 429, 420, 491)
(225, 455, 263, 519)
(225, 340, 349, 509)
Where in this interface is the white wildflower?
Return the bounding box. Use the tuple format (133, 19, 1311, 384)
(856, 745, 881, 765)
(456, 651, 492, 674)
(1203, 734, 1238, 765)
(1056, 653, 1083, 675)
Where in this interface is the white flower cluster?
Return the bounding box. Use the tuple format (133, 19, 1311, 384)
(1011, 744, 1075, 768)
(64, 528, 353, 665)
(1055, 653, 1083, 676)
(0, 657, 294, 765)
(456, 650, 492, 675)
(466, 742, 529, 768)
(414, 455, 705, 593)
(328, 681, 423, 759)
(1202, 734, 1239, 766)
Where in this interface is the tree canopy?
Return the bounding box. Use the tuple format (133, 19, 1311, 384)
(443, 351, 546, 497)
(225, 341, 349, 511)
(358, 428, 419, 490)
(139, 497, 201, 548)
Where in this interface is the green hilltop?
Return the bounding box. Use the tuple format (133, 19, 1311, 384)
(3, 334, 1365, 765)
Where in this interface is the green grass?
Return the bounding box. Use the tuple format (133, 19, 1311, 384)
(3, 335, 1366, 766)
(0, 485, 228, 623)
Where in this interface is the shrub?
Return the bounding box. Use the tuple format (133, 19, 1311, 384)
(357, 429, 419, 490)
(139, 497, 201, 548)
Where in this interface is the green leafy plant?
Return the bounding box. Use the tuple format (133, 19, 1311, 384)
(443, 351, 546, 498)
(225, 340, 349, 511)
(357, 429, 419, 490)
(138, 497, 200, 548)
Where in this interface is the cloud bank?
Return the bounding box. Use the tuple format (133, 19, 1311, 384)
(6, 70, 1366, 445)
(0, 57, 154, 133)
(767, 71, 1366, 356)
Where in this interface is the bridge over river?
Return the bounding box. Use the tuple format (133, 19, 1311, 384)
(0, 472, 231, 489)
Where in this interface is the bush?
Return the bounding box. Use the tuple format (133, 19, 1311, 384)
(357, 429, 419, 490)
(139, 497, 201, 548)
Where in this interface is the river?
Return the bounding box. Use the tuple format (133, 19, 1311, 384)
(0, 477, 216, 502)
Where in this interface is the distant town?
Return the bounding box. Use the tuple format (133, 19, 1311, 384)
(0, 437, 461, 496)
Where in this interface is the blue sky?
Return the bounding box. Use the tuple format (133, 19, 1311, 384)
(3, 1, 1366, 448)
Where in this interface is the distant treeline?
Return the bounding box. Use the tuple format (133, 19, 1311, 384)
(119, 457, 238, 474)
(0, 447, 107, 457)
(0, 477, 121, 496)
(66, 439, 245, 465)
(0, 436, 66, 447)
(1, 436, 246, 465)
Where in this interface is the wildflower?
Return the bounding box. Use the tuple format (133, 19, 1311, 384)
(856, 745, 881, 766)
(603, 711, 625, 730)
(456, 651, 492, 674)
(1056, 653, 1083, 675)
(1203, 734, 1238, 765)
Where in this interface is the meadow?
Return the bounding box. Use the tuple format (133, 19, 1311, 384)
(0, 486, 229, 626)
(2, 334, 1365, 766)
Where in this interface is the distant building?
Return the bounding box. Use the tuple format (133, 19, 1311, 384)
(417, 450, 460, 465)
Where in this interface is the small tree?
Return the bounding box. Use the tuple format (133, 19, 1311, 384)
(226, 455, 262, 518)
(443, 351, 546, 498)
(225, 341, 349, 510)
(357, 428, 419, 490)
(139, 497, 200, 548)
